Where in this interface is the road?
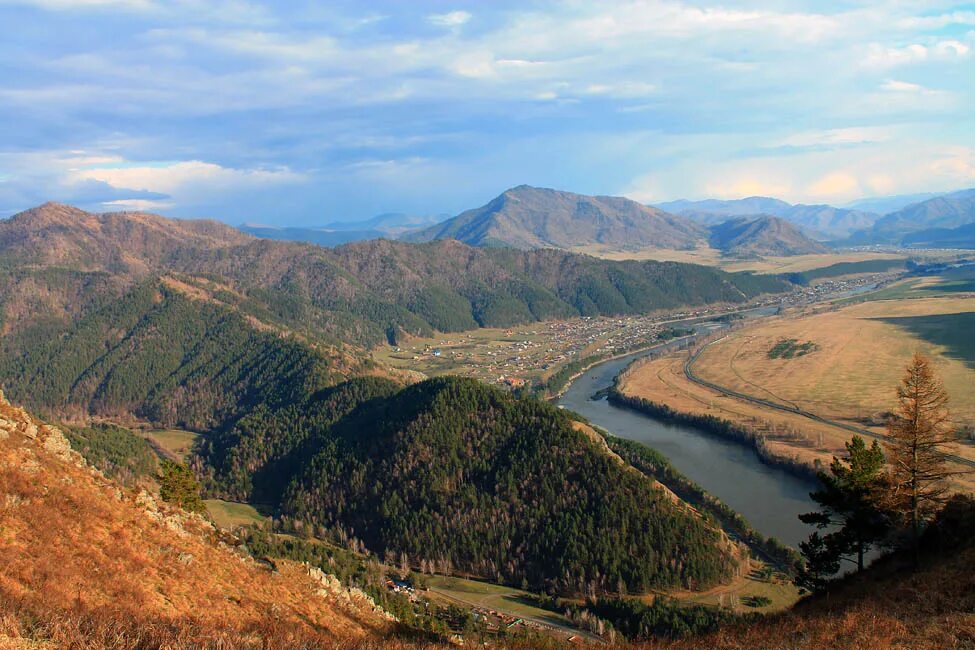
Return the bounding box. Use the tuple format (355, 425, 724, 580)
(683, 338, 975, 471)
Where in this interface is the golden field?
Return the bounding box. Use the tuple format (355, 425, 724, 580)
(618, 291, 975, 490)
(691, 296, 975, 427)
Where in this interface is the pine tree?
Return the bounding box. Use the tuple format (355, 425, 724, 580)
(799, 436, 889, 572)
(158, 460, 206, 513)
(885, 353, 958, 555)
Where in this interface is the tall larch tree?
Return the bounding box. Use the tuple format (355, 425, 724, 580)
(885, 353, 958, 555)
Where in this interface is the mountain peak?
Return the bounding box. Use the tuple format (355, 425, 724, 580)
(406, 186, 704, 250)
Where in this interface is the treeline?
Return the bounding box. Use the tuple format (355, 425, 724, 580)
(205, 376, 737, 595)
(607, 387, 819, 482)
(63, 423, 158, 486)
(784, 258, 906, 285)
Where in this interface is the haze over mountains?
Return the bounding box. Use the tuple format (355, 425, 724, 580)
(405, 185, 829, 256)
(230, 185, 975, 256)
(239, 212, 446, 247)
(656, 196, 877, 240)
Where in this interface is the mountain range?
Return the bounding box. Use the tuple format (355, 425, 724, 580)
(232, 186, 975, 254)
(404, 185, 828, 256)
(656, 197, 878, 240)
(845, 189, 975, 246)
(0, 202, 788, 421)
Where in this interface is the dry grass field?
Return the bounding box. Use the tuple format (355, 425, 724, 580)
(142, 428, 200, 461)
(571, 246, 909, 274)
(691, 296, 975, 428)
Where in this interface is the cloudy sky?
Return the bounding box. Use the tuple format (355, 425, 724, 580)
(0, 0, 973, 224)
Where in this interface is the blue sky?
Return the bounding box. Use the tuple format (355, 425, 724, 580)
(0, 0, 973, 225)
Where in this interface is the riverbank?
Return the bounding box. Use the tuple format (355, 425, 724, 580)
(607, 382, 821, 484)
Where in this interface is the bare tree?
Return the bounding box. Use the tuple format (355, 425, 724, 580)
(885, 353, 959, 555)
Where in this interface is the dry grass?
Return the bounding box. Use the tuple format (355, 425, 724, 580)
(0, 396, 395, 649)
(691, 297, 975, 435)
(568, 247, 908, 274)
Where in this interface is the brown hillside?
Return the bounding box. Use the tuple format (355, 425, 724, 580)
(0, 202, 250, 274)
(406, 185, 706, 250)
(0, 390, 395, 649)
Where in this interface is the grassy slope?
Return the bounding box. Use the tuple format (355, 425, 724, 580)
(0, 394, 392, 649)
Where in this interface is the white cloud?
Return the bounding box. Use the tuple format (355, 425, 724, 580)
(864, 39, 971, 68)
(778, 127, 892, 148)
(101, 198, 173, 211)
(428, 11, 471, 28)
(67, 160, 302, 195)
(881, 79, 925, 93)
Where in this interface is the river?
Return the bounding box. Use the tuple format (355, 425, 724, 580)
(557, 313, 818, 548)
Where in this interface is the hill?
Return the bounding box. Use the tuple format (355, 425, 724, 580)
(203, 375, 738, 595)
(0, 201, 249, 274)
(848, 190, 975, 245)
(0, 390, 393, 649)
(406, 185, 705, 250)
(902, 221, 975, 249)
(657, 197, 877, 240)
(707, 216, 830, 257)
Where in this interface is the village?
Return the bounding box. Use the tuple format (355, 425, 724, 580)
(373, 270, 901, 390)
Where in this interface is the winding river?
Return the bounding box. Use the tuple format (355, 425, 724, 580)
(557, 314, 818, 548)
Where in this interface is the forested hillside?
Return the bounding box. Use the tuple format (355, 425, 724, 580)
(0, 281, 359, 426)
(204, 376, 737, 595)
(0, 203, 790, 352)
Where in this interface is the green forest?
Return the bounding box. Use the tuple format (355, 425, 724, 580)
(204, 377, 736, 595)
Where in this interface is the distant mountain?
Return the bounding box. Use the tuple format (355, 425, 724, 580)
(325, 211, 447, 235)
(655, 196, 877, 240)
(847, 190, 975, 245)
(238, 224, 386, 247)
(406, 185, 706, 250)
(239, 212, 448, 247)
(708, 216, 830, 257)
(845, 192, 945, 215)
(656, 196, 792, 218)
(902, 222, 975, 249)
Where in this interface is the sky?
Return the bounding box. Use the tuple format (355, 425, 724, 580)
(0, 0, 973, 225)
